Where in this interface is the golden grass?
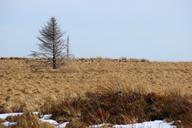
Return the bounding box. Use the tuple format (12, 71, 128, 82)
(0, 58, 191, 112)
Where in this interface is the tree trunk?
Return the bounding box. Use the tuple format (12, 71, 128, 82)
(52, 56, 57, 69)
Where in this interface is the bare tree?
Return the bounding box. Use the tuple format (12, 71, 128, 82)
(31, 17, 65, 69)
(66, 35, 70, 58)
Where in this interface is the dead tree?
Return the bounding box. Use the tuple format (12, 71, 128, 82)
(66, 35, 70, 58)
(31, 17, 65, 69)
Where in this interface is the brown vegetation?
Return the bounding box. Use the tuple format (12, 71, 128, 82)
(40, 88, 192, 127)
(0, 58, 191, 113)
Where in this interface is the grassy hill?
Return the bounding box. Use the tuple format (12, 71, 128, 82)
(0, 58, 191, 112)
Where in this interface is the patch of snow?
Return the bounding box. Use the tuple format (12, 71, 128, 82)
(2, 121, 17, 127)
(41, 114, 52, 120)
(90, 123, 111, 128)
(0, 113, 23, 120)
(40, 119, 59, 125)
(90, 120, 176, 128)
(57, 122, 69, 128)
(0, 113, 176, 128)
(33, 112, 39, 115)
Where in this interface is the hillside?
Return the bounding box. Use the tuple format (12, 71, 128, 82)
(0, 58, 192, 112)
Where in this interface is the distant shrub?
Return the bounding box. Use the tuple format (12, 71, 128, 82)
(141, 58, 150, 62)
(128, 58, 150, 62)
(119, 57, 127, 62)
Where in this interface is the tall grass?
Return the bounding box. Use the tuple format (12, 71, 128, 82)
(40, 85, 192, 127)
(0, 58, 192, 113)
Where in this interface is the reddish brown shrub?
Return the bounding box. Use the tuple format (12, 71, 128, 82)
(41, 91, 192, 127)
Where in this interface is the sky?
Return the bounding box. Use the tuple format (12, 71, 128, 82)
(0, 0, 192, 61)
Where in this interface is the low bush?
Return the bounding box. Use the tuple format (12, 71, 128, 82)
(1, 91, 191, 127)
(41, 91, 192, 127)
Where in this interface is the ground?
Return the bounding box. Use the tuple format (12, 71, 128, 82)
(0, 58, 192, 112)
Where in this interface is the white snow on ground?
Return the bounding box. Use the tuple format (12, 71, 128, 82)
(0, 113, 176, 128)
(41, 114, 52, 120)
(57, 122, 69, 128)
(0, 113, 23, 120)
(114, 120, 176, 128)
(90, 120, 176, 128)
(0, 112, 39, 120)
(1, 121, 17, 127)
(90, 123, 111, 128)
(40, 119, 59, 125)
(40, 114, 70, 128)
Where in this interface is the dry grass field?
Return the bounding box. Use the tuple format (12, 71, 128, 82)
(0, 58, 192, 113)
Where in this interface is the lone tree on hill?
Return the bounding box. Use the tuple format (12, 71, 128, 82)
(31, 17, 66, 69)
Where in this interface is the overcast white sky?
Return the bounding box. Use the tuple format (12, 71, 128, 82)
(1, 0, 192, 61)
